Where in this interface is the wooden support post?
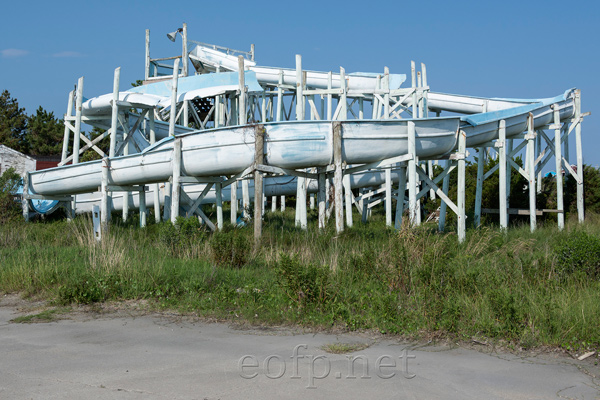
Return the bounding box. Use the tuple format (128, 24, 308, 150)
(408, 120, 418, 225)
(428, 160, 435, 201)
(101, 158, 109, 233)
(145, 29, 150, 81)
(553, 105, 564, 230)
(230, 180, 238, 224)
(333, 121, 344, 233)
(395, 163, 407, 230)
(438, 161, 450, 232)
(21, 173, 29, 222)
(506, 138, 513, 226)
(344, 173, 353, 228)
(163, 182, 171, 221)
(254, 125, 265, 239)
(339, 67, 347, 120)
(73, 77, 84, 165)
(109, 67, 120, 158)
(536, 134, 542, 194)
(575, 90, 584, 223)
(318, 168, 326, 229)
(216, 182, 223, 230)
(169, 59, 180, 137)
(474, 147, 486, 227)
(296, 55, 304, 120)
(139, 186, 147, 228)
(182, 23, 188, 77)
(411, 61, 417, 118)
(527, 113, 536, 232)
(296, 176, 307, 229)
(242, 179, 250, 219)
(383, 67, 390, 119)
(122, 117, 130, 223)
(457, 131, 466, 243)
(238, 56, 246, 125)
(170, 138, 182, 224)
(276, 70, 283, 122)
(147, 112, 160, 223)
(327, 72, 333, 120)
(385, 166, 392, 226)
(498, 119, 508, 230)
(61, 90, 74, 162)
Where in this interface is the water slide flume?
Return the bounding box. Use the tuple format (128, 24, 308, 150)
(28, 118, 460, 197)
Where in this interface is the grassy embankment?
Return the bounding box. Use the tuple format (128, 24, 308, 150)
(1, 209, 599, 352)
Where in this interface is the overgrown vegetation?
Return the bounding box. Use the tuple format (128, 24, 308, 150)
(0, 168, 21, 224)
(1, 209, 599, 352)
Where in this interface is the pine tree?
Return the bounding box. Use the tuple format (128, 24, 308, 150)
(26, 106, 65, 155)
(0, 90, 28, 152)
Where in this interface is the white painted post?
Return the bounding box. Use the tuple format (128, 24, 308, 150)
(216, 182, 223, 230)
(574, 90, 584, 223)
(230, 180, 238, 224)
(254, 125, 265, 238)
(139, 186, 147, 228)
(428, 160, 435, 201)
(457, 131, 466, 243)
(271, 196, 277, 212)
(438, 161, 450, 232)
(169, 59, 180, 137)
(101, 158, 109, 233)
(238, 56, 246, 125)
(242, 179, 250, 219)
(170, 138, 182, 224)
(372, 75, 380, 119)
(527, 113, 536, 232)
(163, 182, 171, 222)
(296, 55, 303, 121)
(73, 77, 84, 164)
(276, 70, 283, 122)
(344, 173, 353, 228)
(499, 119, 508, 230)
(145, 29, 150, 81)
(506, 138, 513, 226)
(553, 105, 564, 230)
(408, 120, 417, 225)
(536, 134, 542, 194)
(383, 67, 390, 119)
(121, 117, 133, 222)
(340, 67, 347, 120)
(61, 90, 74, 162)
(318, 167, 326, 229)
(385, 167, 392, 226)
(109, 67, 120, 158)
(411, 61, 417, 118)
(333, 122, 344, 233)
(474, 147, 486, 227)
(148, 112, 160, 224)
(182, 23, 188, 77)
(395, 164, 407, 230)
(280, 195, 285, 212)
(327, 72, 333, 120)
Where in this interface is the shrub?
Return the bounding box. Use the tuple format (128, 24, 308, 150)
(158, 217, 207, 257)
(555, 231, 600, 278)
(209, 229, 250, 268)
(0, 167, 21, 223)
(275, 253, 331, 306)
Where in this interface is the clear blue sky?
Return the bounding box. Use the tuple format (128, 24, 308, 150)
(1, 0, 598, 166)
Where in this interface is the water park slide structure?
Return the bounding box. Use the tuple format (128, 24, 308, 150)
(24, 37, 579, 232)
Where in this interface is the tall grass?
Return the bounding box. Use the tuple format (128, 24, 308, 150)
(0, 209, 599, 350)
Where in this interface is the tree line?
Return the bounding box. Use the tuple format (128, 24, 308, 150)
(0, 90, 66, 156)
